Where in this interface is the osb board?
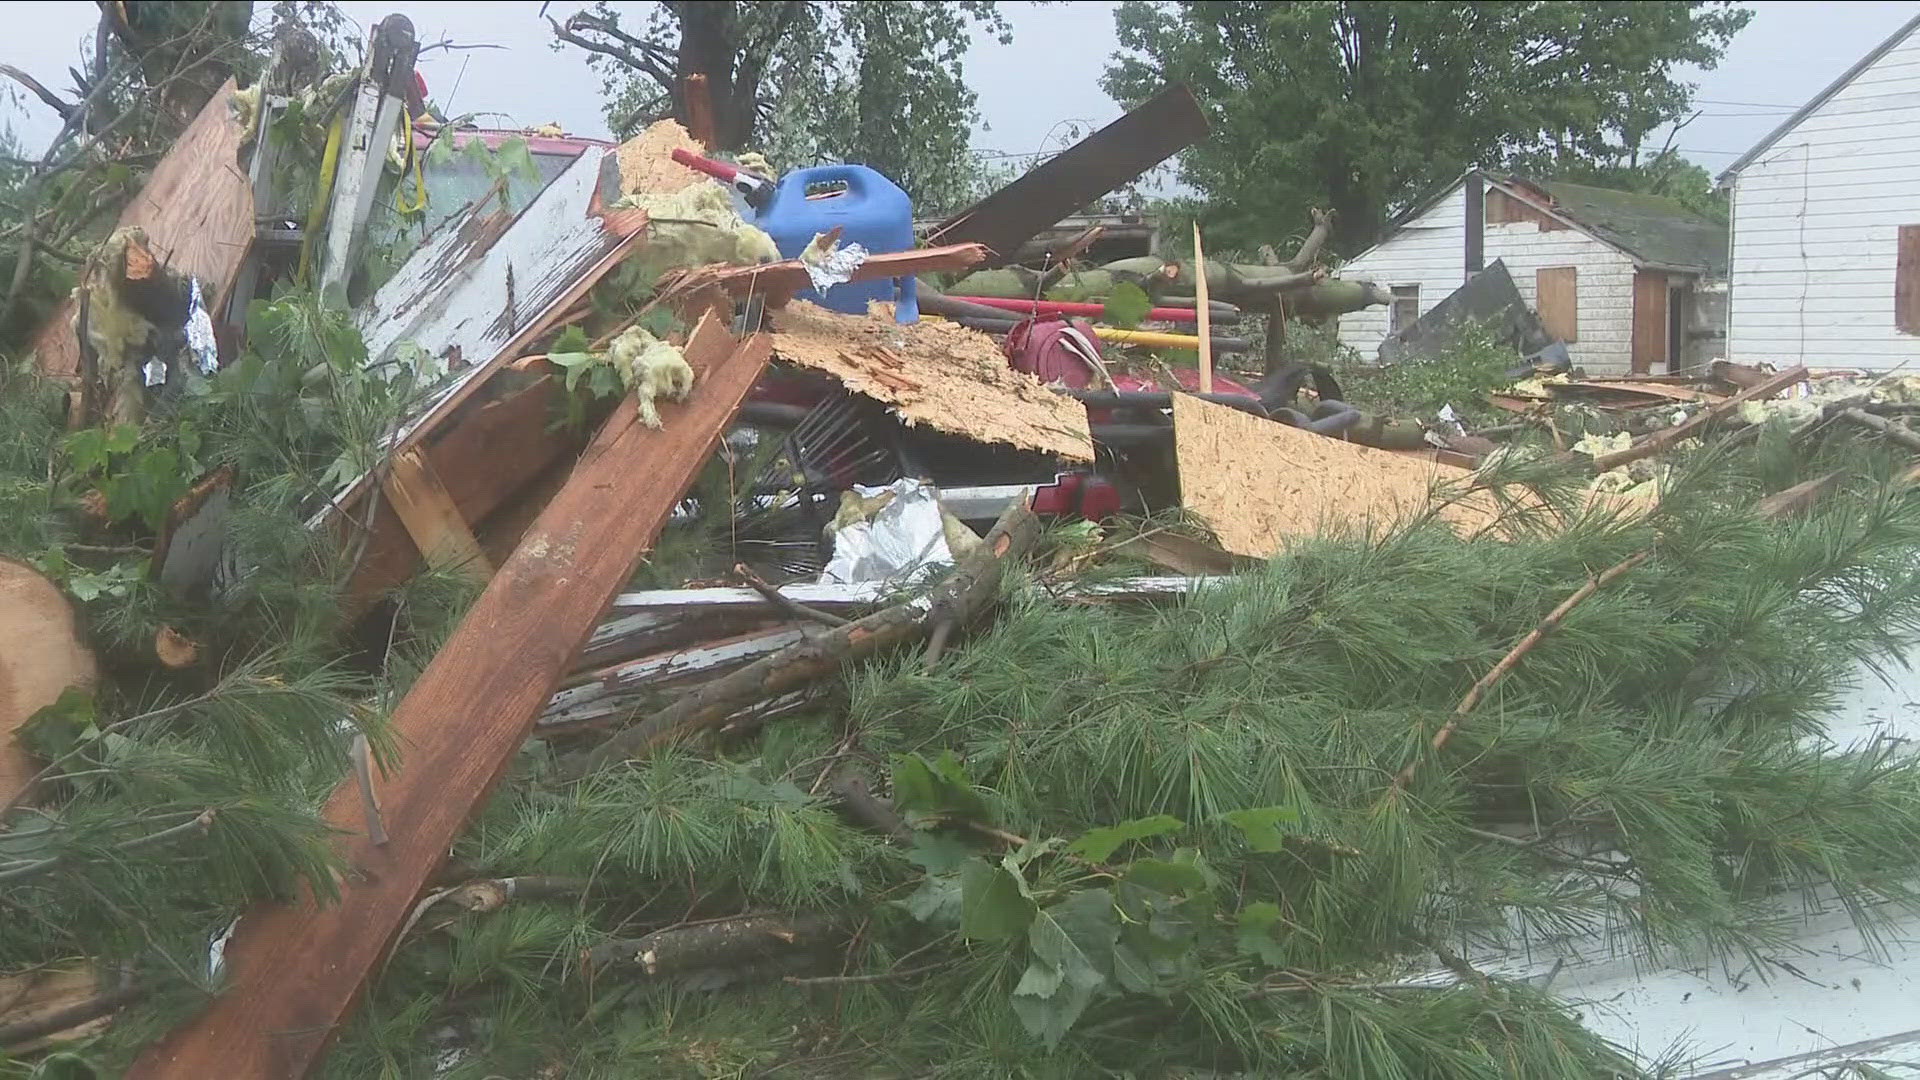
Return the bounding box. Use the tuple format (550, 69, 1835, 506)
(616, 119, 706, 198)
(770, 301, 1094, 461)
(1172, 395, 1498, 558)
(31, 79, 253, 379)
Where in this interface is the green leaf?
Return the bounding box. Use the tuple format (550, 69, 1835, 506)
(552, 325, 591, 354)
(1219, 806, 1300, 852)
(957, 857, 1033, 942)
(900, 873, 962, 926)
(1012, 957, 1064, 998)
(1027, 888, 1117, 993)
(1111, 942, 1160, 996)
(63, 428, 106, 475)
(495, 136, 540, 182)
(907, 832, 975, 874)
(1126, 849, 1212, 896)
(1009, 980, 1095, 1048)
(104, 425, 140, 456)
(1066, 814, 1182, 863)
(548, 351, 598, 393)
(587, 362, 623, 399)
(19, 686, 97, 762)
(889, 750, 992, 825)
(1235, 901, 1289, 966)
(1101, 281, 1152, 329)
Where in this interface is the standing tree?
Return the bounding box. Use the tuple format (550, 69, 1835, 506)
(550, 1, 1009, 213)
(1104, 1, 1751, 254)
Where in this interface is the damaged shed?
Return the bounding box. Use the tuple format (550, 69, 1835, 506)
(1338, 170, 1728, 374)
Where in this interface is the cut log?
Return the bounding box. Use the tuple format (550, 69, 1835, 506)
(126, 315, 771, 1080)
(1, 559, 98, 811)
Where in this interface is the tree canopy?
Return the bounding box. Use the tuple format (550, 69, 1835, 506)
(1104, 1, 1751, 255)
(553, 1, 1009, 214)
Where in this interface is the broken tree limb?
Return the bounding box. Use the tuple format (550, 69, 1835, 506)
(125, 316, 772, 1080)
(1286, 208, 1333, 272)
(1835, 407, 1920, 455)
(1395, 551, 1652, 791)
(564, 498, 1042, 778)
(1588, 366, 1807, 473)
(584, 912, 840, 979)
(1, 558, 98, 813)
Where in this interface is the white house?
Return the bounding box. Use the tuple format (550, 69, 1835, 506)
(1719, 14, 1920, 369)
(1336, 171, 1727, 374)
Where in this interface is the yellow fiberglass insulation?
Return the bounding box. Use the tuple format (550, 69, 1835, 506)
(605, 326, 695, 429)
(619, 180, 780, 271)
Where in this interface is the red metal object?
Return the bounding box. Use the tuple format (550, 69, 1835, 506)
(1032, 472, 1123, 522)
(951, 295, 1206, 324)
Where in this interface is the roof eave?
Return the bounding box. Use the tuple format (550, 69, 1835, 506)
(1717, 12, 1920, 184)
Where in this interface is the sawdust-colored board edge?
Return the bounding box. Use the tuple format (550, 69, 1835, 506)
(125, 316, 772, 1080)
(1171, 395, 1498, 558)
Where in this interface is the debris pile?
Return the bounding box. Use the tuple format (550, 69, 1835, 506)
(8, 29, 1920, 1080)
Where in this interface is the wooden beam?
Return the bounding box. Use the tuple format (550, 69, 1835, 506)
(381, 449, 492, 581)
(126, 315, 772, 1080)
(1753, 472, 1844, 520)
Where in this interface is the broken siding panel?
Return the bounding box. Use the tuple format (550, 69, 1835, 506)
(1485, 220, 1638, 374)
(1728, 24, 1920, 368)
(1336, 182, 1467, 354)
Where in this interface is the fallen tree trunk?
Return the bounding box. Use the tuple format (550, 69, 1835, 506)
(584, 912, 840, 979)
(563, 498, 1043, 778)
(1, 558, 98, 813)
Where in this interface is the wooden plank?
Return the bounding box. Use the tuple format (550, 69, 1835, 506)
(1193, 223, 1213, 393)
(126, 315, 771, 1080)
(671, 243, 990, 309)
(380, 449, 492, 582)
(29, 79, 252, 380)
(1897, 224, 1920, 336)
(1754, 472, 1844, 519)
(1535, 266, 1578, 343)
(1631, 269, 1669, 373)
(1572, 380, 1728, 405)
(341, 374, 582, 612)
(925, 85, 1209, 266)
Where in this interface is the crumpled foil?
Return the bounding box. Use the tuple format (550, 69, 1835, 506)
(801, 236, 870, 293)
(186, 277, 219, 374)
(823, 478, 955, 585)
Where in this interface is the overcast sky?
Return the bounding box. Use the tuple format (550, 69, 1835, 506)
(7, 1, 1920, 182)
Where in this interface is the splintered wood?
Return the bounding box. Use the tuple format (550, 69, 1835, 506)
(1172, 395, 1500, 557)
(30, 79, 254, 380)
(771, 301, 1094, 461)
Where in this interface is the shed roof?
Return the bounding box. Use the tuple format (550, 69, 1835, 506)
(1528, 179, 1728, 277)
(1717, 14, 1920, 182)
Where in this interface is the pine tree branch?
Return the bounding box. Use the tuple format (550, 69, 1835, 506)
(0, 809, 214, 884)
(783, 959, 954, 986)
(1395, 551, 1651, 790)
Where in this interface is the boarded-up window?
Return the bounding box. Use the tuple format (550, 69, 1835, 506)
(1899, 225, 1920, 335)
(1632, 270, 1669, 373)
(1536, 267, 1578, 343)
(1389, 285, 1419, 334)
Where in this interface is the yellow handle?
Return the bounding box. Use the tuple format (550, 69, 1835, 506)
(392, 106, 427, 214)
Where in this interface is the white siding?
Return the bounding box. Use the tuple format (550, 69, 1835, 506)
(1727, 23, 1920, 368)
(1337, 182, 1641, 374)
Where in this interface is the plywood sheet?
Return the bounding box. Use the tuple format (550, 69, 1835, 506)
(1631, 270, 1668, 374)
(1536, 266, 1578, 343)
(30, 79, 253, 379)
(770, 301, 1094, 461)
(1172, 395, 1499, 557)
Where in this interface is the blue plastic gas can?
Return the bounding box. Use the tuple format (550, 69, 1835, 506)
(754, 164, 919, 323)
